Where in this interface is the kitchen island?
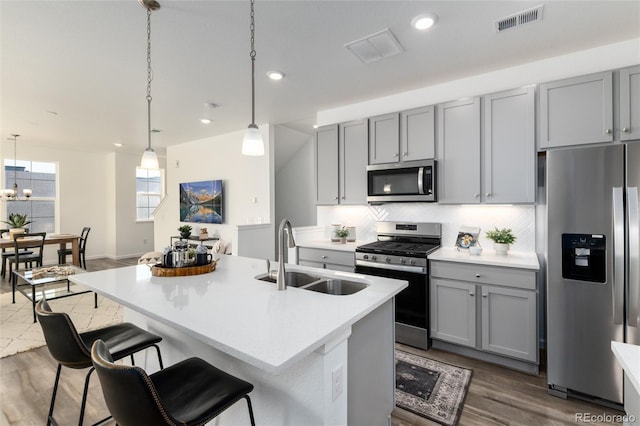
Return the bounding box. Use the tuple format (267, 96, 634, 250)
(70, 255, 407, 425)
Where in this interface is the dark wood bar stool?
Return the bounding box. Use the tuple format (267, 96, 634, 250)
(91, 339, 256, 426)
(35, 299, 164, 426)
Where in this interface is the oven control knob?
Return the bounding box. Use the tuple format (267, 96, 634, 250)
(385, 256, 391, 263)
(371, 256, 377, 261)
(409, 259, 416, 265)
(400, 258, 406, 264)
(363, 254, 369, 260)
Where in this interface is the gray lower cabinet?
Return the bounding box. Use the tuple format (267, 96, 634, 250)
(297, 247, 354, 272)
(620, 65, 640, 142)
(539, 71, 614, 149)
(315, 120, 368, 205)
(430, 260, 538, 368)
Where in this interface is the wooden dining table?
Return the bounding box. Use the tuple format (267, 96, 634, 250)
(0, 233, 81, 266)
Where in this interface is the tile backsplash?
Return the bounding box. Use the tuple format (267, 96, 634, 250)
(317, 204, 536, 252)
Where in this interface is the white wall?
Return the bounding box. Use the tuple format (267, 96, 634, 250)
(153, 125, 275, 259)
(274, 126, 316, 260)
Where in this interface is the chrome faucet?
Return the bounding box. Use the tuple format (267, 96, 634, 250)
(277, 219, 296, 290)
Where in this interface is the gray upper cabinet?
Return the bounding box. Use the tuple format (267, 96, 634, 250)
(620, 66, 640, 142)
(315, 121, 368, 205)
(437, 97, 481, 204)
(315, 124, 339, 205)
(400, 106, 435, 162)
(483, 86, 535, 203)
(539, 71, 614, 149)
(339, 119, 368, 205)
(369, 107, 435, 165)
(369, 113, 399, 165)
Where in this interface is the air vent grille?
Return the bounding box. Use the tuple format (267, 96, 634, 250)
(495, 5, 544, 33)
(345, 28, 405, 64)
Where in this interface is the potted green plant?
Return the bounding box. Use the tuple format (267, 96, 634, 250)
(485, 227, 516, 255)
(2, 213, 32, 240)
(334, 226, 350, 244)
(178, 224, 192, 239)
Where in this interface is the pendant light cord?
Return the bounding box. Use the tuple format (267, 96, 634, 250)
(250, 0, 256, 127)
(146, 7, 153, 150)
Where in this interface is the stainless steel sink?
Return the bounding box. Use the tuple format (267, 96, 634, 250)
(255, 271, 321, 288)
(303, 279, 368, 295)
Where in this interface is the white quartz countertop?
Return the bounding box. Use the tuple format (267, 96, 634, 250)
(296, 240, 371, 252)
(69, 256, 406, 375)
(612, 341, 640, 394)
(428, 247, 540, 270)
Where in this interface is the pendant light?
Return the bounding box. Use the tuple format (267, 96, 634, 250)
(139, 0, 160, 169)
(3, 134, 32, 201)
(241, 0, 265, 156)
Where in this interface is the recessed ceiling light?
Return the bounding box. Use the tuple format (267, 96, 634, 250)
(113, 143, 123, 147)
(412, 13, 438, 30)
(267, 71, 285, 81)
(200, 118, 212, 124)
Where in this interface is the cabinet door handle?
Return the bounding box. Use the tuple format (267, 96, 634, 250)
(485, 193, 492, 197)
(482, 294, 488, 298)
(394, 153, 399, 157)
(321, 255, 327, 259)
(469, 292, 475, 296)
(474, 193, 480, 198)
(623, 127, 630, 133)
(605, 128, 612, 134)
(335, 197, 339, 200)
(402, 152, 408, 156)
(475, 273, 481, 278)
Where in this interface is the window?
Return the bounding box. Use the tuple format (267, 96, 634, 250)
(136, 167, 164, 220)
(3, 160, 57, 233)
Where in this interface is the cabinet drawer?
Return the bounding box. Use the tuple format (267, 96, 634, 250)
(298, 247, 354, 267)
(430, 261, 535, 290)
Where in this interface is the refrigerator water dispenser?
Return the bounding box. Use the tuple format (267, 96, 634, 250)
(562, 233, 606, 283)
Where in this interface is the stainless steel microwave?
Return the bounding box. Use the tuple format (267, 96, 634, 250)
(367, 159, 437, 203)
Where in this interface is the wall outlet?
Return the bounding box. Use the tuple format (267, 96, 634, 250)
(332, 364, 343, 401)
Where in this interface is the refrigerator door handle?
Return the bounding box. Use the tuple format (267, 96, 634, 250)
(628, 187, 639, 327)
(613, 187, 625, 325)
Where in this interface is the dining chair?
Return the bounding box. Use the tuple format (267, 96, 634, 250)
(35, 298, 164, 426)
(1, 228, 33, 280)
(8, 232, 45, 285)
(58, 226, 90, 268)
(91, 339, 256, 426)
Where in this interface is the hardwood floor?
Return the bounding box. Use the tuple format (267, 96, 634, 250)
(0, 257, 625, 425)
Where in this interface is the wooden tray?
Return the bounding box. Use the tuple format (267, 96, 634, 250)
(151, 259, 218, 277)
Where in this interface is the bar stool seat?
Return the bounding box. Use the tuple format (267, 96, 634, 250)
(91, 340, 256, 426)
(36, 299, 164, 426)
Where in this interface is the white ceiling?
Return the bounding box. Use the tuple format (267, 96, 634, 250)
(1, 0, 639, 156)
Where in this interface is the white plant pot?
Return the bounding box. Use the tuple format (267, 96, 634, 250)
(494, 243, 510, 255)
(9, 228, 25, 241)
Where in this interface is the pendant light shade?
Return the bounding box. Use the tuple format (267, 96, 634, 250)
(242, 0, 264, 156)
(139, 0, 160, 169)
(141, 147, 159, 169)
(242, 125, 264, 156)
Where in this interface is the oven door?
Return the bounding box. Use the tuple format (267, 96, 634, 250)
(355, 263, 429, 349)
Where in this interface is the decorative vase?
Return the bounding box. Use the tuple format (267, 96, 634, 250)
(180, 231, 191, 239)
(9, 228, 25, 241)
(330, 224, 342, 242)
(494, 243, 510, 255)
(339, 237, 347, 244)
(346, 226, 356, 242)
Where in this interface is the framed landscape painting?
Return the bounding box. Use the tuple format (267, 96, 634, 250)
(179, 180, 223, 224)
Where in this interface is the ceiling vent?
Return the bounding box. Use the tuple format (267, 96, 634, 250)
(345, 28, 405, 64)
(495, 5, 544, 33)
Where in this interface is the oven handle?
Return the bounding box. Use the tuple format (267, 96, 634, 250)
(355, 259, 426, 274)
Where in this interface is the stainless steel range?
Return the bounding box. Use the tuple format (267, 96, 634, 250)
(355, 222, 441, 349)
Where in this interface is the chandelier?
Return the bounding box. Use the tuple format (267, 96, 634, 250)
(3, 134, 32, 201)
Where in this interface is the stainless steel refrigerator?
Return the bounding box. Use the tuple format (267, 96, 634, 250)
(547, 143, 639, 406)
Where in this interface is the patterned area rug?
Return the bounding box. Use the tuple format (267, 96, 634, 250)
(0, 286, 123, 358)
(396, 349, 472, 426)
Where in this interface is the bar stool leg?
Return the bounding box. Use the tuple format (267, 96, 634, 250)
(47, 364, 62, 426)
(245, 395, 256, 426)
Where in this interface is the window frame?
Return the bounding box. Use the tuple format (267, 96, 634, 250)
(136, 167, 165, 222)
